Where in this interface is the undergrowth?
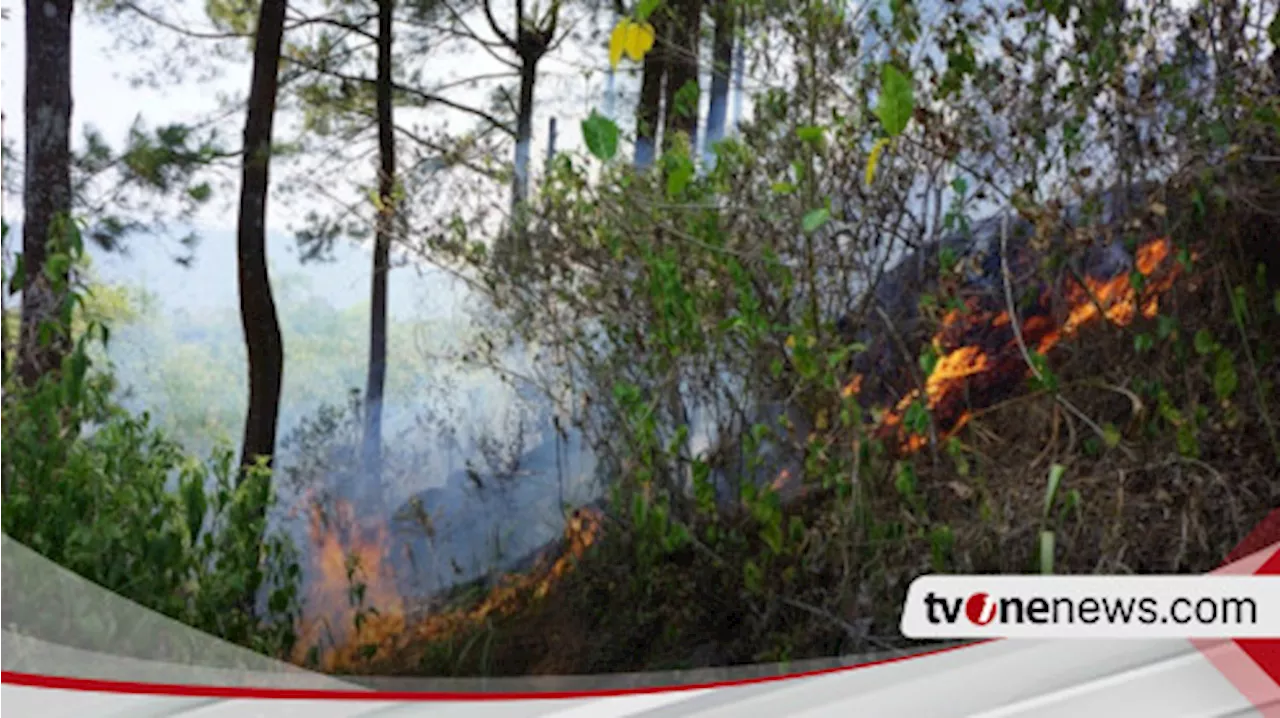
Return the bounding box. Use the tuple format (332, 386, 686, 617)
(348, 169, 1279, 677)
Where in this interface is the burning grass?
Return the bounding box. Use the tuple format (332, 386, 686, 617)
(291, 228, 1277, 677)
(293, 495, 406, 671)
(293, 502, 603, 673)
(874, 236, 1183, 454)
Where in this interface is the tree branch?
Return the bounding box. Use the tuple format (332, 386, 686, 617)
(119, 1, 377, 41)
(482, 0, 517, 49)
(285, 11, 380, 41)
(283, 55, 515, 136)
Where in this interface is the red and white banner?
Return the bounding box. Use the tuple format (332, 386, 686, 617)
(3, 509, 1279, 716)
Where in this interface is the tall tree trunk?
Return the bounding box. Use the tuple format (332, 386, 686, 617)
(603, 6, 620, 120)
(17, 0, 74, 387)
(545, 116, 557, 169)
(662, 0, 702, 153)
(512, 59, 536, 222)
(490, 0, 554, 258)
(703, 0, 734, 166)
(236, 0, 288, 479)
(634, 10, 667, 168)
(363, 0, 395, 505)
(730, 35, 744, 133)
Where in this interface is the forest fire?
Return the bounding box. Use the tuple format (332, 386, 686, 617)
(876, 236, 1182, 451)
(292, 496, 604, 670)
(386, 506, 604, 656)
(294, 236, 1185, 669)
(474, 506, 603, 612)
(293, 495, 406, 671)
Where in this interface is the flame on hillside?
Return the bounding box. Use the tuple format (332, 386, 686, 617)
(291, 236, 1188, 670)
(293, 495, 405, 671)
(291, 497, 603, 671)
(391, 506, 604, 652)
(876, 236, 1182, 450)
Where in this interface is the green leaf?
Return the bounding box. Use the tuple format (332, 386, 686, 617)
(1213, 350, 1238, 400)
(581, 111, 619, 161)
(904, 400, 930, 437)
(918, 344, 939, 375)
(939, 247, 959, 273)
(743, 559, 763, 594)
(668, 521, 690, 550)
(929, 525, 954, 571)
(788, 516, 806, 544)
(760, 520, 783, 555)
(672, 80, 699, 119)
(895, 462, 918, 501)
(1176, 423, 1200, 458)
(802, 208, 830, 233)
(874, 64, 915, 137)
(636, 0, 662, 21)
(1102, 423, 1122, 448)
(187, 182, 212, 203)
(631, 492, 648, 525)
(1128, 270, 1146, 292)
(1193, 329, 1216, 356)
(796, 125, 825, 144)
(666, 159, 694, 198)
(771, 181, 796, 195)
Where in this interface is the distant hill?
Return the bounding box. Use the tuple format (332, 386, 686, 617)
(84, 226, 466, 319)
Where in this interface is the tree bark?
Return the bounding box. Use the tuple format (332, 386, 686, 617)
(17, 0, 74, 387)
(362, 0, 396, 504)
(634, 10, 666, 169)
(512, 59, 536, 217)
(730, 33, 744, 132)
(703, 0, 734, 165)
(505, 0, 556, 255)
(236, 0, 289, 478)
(662, 0, 702, 153)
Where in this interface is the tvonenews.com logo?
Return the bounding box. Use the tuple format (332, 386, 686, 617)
(900, 576, 1280, 639)
(922, 591, 1257, 627)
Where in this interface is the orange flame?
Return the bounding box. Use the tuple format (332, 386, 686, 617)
(292, 501, 604, 669)
(390, 507, 604, 651)
(876, 236, 1182, 452)
(293, 496, 405, 671)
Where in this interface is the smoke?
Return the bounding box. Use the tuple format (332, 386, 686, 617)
(77, 226, 606, 615)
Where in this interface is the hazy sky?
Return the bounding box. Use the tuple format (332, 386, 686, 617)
(0, 0, 645, 227)
(0, 0, 648, 315)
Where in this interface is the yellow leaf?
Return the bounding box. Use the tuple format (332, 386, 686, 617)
(625, 22, 655, 61)
(865, 137, 891, 187)
(609, 19, 630, 69)
(786, 335, 797, 350)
